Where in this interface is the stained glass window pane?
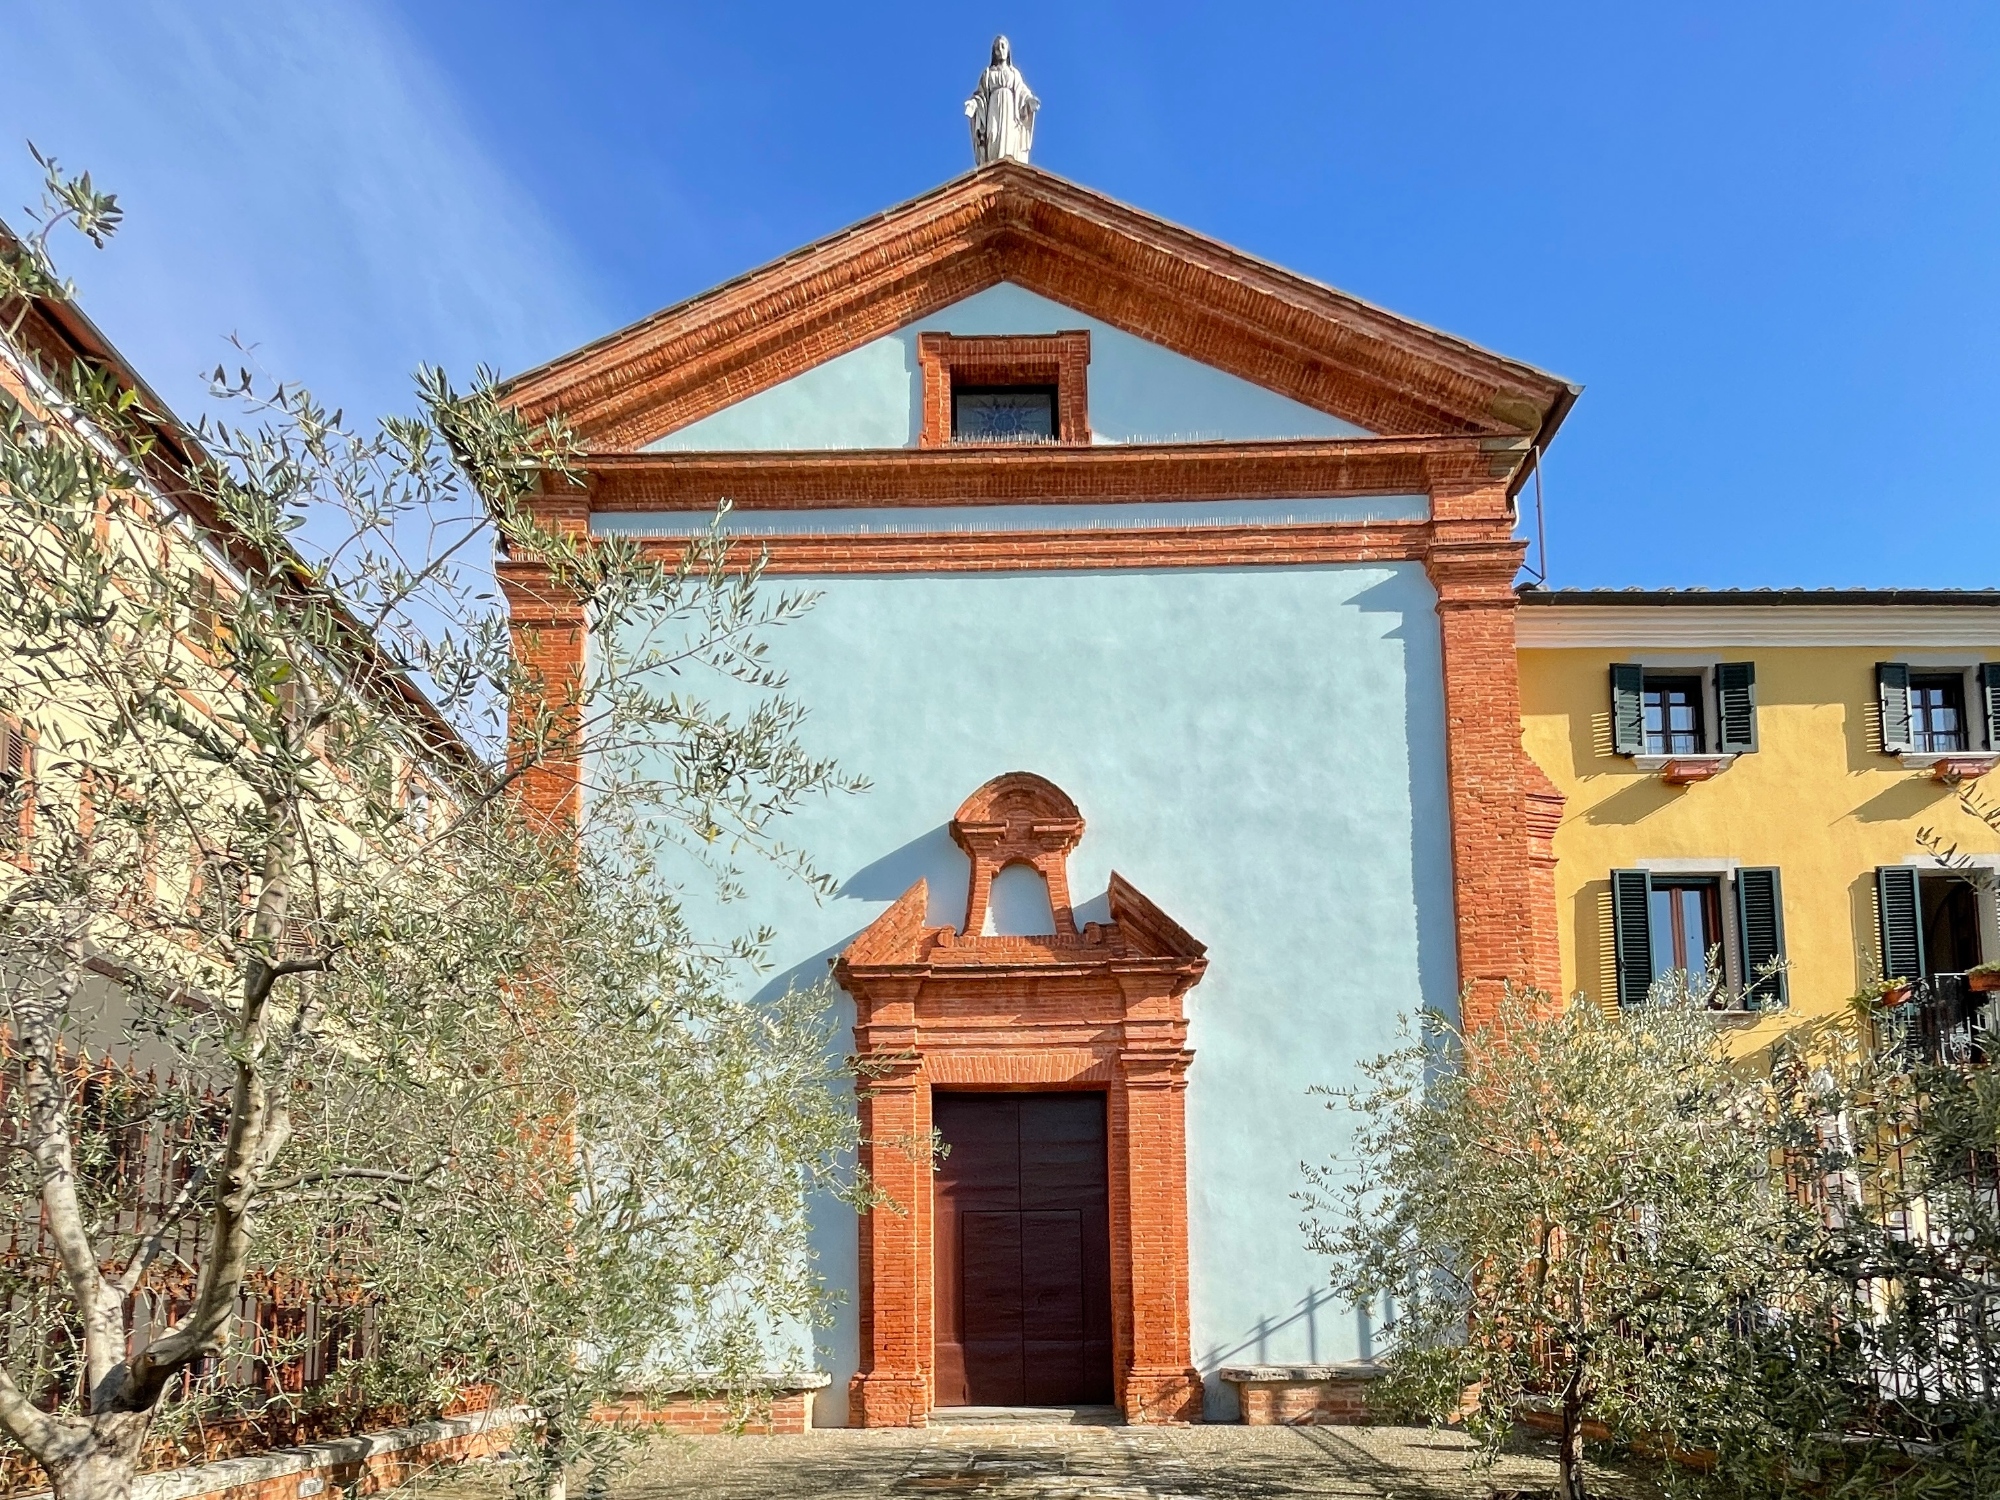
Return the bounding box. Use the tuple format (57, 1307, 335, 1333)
(953, 387, 1056, 442)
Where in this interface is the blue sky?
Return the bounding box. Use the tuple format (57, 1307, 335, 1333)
(3, 1, 1996, 588)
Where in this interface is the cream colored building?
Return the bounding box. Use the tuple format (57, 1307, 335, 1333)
(1518, 588, 2000, 1047)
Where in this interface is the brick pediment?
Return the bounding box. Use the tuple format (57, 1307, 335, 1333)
(502, 161, 1577, 451)
(838, 773, 1206, 979)
(837, 878, 1204, 974)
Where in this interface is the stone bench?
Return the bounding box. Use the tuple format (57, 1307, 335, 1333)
(1218, 1362, 1385, 1426)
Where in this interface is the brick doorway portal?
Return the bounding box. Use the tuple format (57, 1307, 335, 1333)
(933, 1092, 1114, 1408)
(838, 774, 1209, 1427)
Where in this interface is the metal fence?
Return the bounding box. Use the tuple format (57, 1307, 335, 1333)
(1, 1044, 385, 1476)
(1786, 974, 2000, 1422)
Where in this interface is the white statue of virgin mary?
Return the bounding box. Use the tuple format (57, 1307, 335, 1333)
(965, 36, 1038, 166)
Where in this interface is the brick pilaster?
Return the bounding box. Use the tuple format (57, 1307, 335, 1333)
(1113, 965, 1202, 1424)
(1117, 1051, 1203, 1422)
(499, 489, 592, 835)
(1425, 481, 1539, 1029)
(497, 560, 585, 834)
(849, 977, 931, 1428)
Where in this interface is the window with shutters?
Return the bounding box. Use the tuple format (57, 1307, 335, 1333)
(0, 718, 33, 866)
(1612, 864, 1787, 1009)
(191, 849, 250, 940)
(187, 572, 223, 654)
(1909, 674, 1968, 753)
(1877, 662, 2000, 758)
(1611, 662, 1756, 762)
(1877, 865, 1988, 979)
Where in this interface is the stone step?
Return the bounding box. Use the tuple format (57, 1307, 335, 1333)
(927, 1404, 1124, 1427)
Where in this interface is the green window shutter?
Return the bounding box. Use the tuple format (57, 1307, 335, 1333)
(1734, 866, 1787, 1010)
(1876, 865, 1923, 982)
(1611, 664, 1645, 757)
(1877, 662, 1913, 754)
(1612, 869, 1654, 1008)
(1980, 663, 2000, 752)
(1714, 662, 1758, 754)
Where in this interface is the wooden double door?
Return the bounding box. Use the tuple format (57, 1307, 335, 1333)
(932, 1092, 1114, 1407)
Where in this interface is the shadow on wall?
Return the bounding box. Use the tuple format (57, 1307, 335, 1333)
(1574, 880, 1616, 1011)
(742, 942, 865, 1424)
(1350, 571, 1455, 1018)
(838, 824, 971, 929)
(1584, 706, 1616, 765)
(1850, 776, 1955, 824)
(1847, 687, 1885, 775)
(1850, 872, 1886, 993)
(1583, 775, 1679, 827)
(1201, 1285, 1344, 1368)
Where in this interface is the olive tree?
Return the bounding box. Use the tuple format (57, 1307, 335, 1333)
(0, 152, 863, 1500)
(1305, 989, 1815, 1500)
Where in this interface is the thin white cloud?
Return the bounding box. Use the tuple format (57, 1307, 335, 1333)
(0, 0, 608, 423)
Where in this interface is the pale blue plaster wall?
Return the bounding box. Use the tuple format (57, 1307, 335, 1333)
(985, 862, 1057, 936)
(644, 283, 1372, 450)
(612, 561, 1456, 1424)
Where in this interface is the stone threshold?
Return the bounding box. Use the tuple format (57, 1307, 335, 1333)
(927, 1405, 1124, 1427)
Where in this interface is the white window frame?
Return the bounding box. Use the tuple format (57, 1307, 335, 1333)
(1636, 857, 1746, 1006)
(1894, 657, 1994, 763)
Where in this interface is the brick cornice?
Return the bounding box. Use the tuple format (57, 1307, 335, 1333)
(500, 163, 1577, 452)
(576, 434, 1527, 512)
(645, 524, 1428, 575)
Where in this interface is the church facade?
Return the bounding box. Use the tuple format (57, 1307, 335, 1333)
(499, 161, 1574, 1425)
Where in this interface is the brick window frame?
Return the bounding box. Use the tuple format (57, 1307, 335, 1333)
(836, 773, 1207, 1428)
(917, 332, 1091, 448)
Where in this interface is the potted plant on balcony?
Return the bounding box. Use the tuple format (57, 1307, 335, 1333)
(1967, 962, 2000, 993)
(1853, 976, 1915, 1010)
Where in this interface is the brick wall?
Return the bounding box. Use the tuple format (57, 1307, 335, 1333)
(1223, 1370, 1380, 1427)
(19, 1409, 532, 1500)
(593, 1392, 814, 1436)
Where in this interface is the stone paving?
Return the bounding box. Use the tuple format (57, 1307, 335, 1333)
(447, 1424, 1659, 1500)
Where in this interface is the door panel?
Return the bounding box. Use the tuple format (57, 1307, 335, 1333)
(959, 1211, 1026, 1405)
(932, 1093, 1111, 1407)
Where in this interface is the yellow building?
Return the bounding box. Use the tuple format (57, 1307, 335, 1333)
(1518, 588, 2000, 1046)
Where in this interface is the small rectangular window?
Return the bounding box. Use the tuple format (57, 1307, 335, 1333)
(1909, 673, 1968, 753)
(1642, 675, 1705, 755)
(951, 385, 1057, 443)
(1648, 876, 1722, 989)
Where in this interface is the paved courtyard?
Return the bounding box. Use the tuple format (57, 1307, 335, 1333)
(450, 1424, 1658, 1500)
